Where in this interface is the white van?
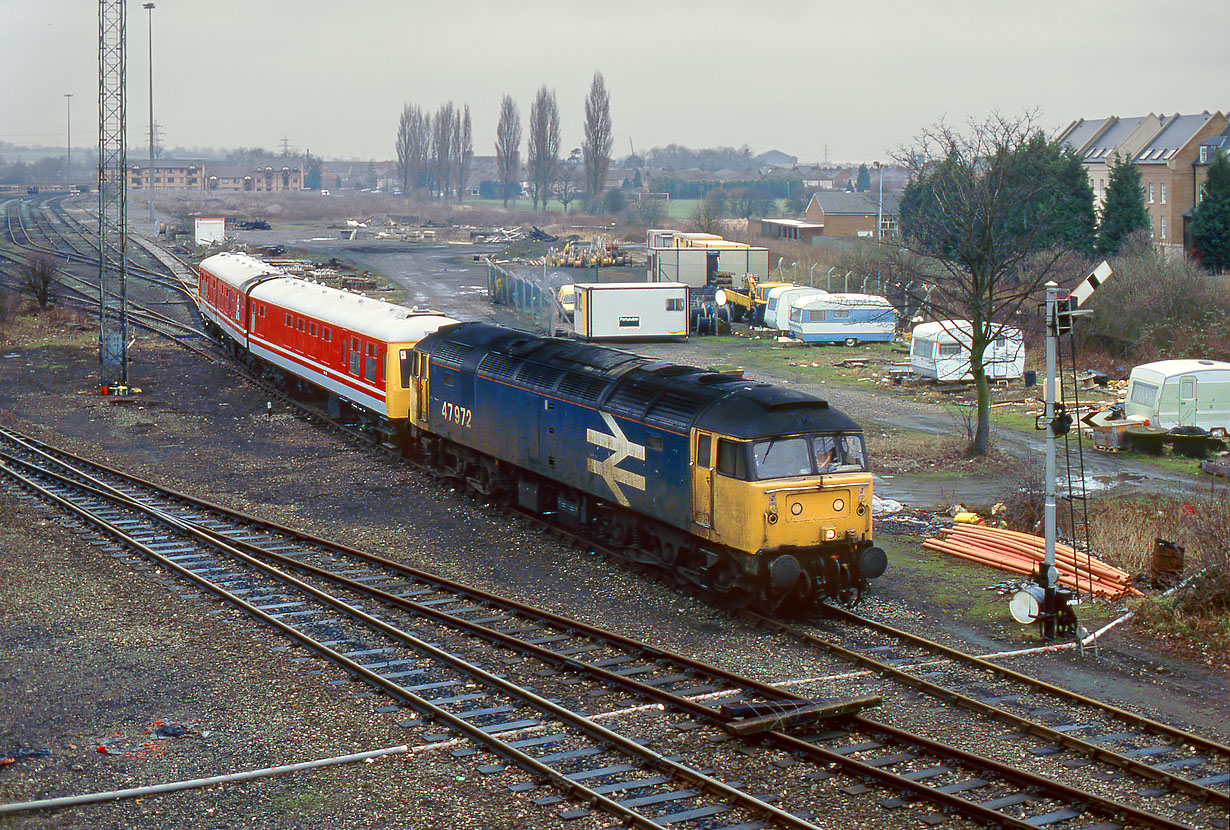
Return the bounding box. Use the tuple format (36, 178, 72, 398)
(788, 294, 895, 346)
(764, 285, 828, 332)
(1123, 359, 1230, 436)
(909, 320, 1024, 381)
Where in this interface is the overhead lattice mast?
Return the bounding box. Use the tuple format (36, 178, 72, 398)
(98, 0, 128, 387)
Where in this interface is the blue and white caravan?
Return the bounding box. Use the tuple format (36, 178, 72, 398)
(764, 285, 829, 332)
(788, 293, 896, 346)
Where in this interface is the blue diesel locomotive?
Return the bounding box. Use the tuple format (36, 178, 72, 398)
(408, 322, 886, 611)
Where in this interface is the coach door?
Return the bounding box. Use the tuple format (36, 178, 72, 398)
(692, 430, 715, 529)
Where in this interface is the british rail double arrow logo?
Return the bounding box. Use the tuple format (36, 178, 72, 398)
(586, 412, 646, 507)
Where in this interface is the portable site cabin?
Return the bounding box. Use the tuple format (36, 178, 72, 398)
(572, 282, 688, 341)
(909, 320, 1024, 381)
(764, 285, 829, 332)
(1123, 359, 1230, 435)
(788, 294, 896, 346)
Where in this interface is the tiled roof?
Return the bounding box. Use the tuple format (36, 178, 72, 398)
(1134, 113, 1217, 163)
(809, 191, 900, 215)
(1082, 116, 1149, 160)
(1058, 118, 1110, 153)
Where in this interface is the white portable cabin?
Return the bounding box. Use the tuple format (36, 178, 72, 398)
(1123, 359, 1230, 435)
(573, 282, 688, 341)
(909, 320, 1024, 381)
(764, 285, 829, 332)
(787, 293, 896, 346)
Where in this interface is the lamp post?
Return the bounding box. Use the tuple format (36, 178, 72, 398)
(874, 161, 883, 243)
(144, 2, 155, 225)
(64, 93, 72, 188)
(874, 161, 884, 296)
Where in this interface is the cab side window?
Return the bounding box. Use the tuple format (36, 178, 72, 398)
(716, 439, 747, 479)
(696, 434, 712, 469)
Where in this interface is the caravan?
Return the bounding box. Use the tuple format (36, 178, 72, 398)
(787, 294, 896, 346)
(909, 320, 1024, 381)
(1123, 359, 1230, 435)
(764, 285, 828, 332)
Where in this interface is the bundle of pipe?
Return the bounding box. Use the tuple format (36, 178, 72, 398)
(924, 525, 1142, 598)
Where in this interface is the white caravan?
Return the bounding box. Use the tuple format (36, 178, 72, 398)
(909, 320, 1024, 381)
(1123, 359, 1230, 436)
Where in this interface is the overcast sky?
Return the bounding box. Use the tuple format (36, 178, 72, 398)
(3, 0, 1228, 165)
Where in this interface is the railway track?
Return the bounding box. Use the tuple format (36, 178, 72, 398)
(4, 195, 1227, 827)
(1, 424, 1221, 829)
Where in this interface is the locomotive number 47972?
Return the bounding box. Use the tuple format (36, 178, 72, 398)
(441, 401, 473, 428)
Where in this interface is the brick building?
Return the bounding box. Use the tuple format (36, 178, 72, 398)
(1058, 111, 1228, 250)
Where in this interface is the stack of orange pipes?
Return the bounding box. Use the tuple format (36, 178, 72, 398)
(923, 525, 1142, 598)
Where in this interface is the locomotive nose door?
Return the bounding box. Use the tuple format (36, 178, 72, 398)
(692, 431, 715, 529)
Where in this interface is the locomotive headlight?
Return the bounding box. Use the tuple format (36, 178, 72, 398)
(790, 502, 803, 516)
(767, 511, 779, 525)
(824, 528, 837, 541)
(832, 497, 845, 512)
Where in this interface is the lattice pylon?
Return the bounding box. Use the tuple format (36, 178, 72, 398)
(98, 0, 128, 387)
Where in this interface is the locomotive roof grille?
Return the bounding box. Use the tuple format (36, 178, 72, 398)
(433, 340, 475, 366)
(476, 352, 519, 379)
(557, 373, 607, 403)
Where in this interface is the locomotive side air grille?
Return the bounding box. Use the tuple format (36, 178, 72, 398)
(477, 352, 520, 379)
(517, 363, 565, 390)
(433, 340, 475, 366)
(556, 373, 607, 404)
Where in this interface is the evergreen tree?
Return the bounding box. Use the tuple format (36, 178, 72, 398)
(855, 164, 871, 192)
(1096, 153, 1149, 255)
(1191, 150, 1230, 272)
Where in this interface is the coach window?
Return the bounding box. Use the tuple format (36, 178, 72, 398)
(349, 341, 362, 375)
(364, 352, 378, 382)
(716, 438, 748, 480)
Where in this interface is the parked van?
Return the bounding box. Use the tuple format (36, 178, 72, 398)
(787, 293, 895, 346)
(1123, 359, 1230, 436)
(764, 285, 828, 332)
(909, 320, 1024, 381)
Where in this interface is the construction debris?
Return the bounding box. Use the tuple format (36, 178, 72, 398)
(924, 525, 1141, 598)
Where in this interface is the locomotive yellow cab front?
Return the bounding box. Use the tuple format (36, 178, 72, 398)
(692, 425, 886, 608)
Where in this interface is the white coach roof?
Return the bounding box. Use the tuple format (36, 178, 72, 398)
(202, 252, 458, 342)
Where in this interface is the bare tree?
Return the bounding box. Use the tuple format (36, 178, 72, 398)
(896, 113, 1093, 455)
(691, 193, 726, 234)
(25, 253, 58, 309)
(429, 102, 457, 199)
(395, 103, 431, 196)
(554, 148, 582, 214)
(582, 72, 613, 212)
(495, 94, 522, 208)
(527, 86, 561, 211)
(454, 104, 473, 202)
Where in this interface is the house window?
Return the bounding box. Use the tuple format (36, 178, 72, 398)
(1200, 146, 1209, 164)
(1149, 183, 1155, 203)
(666, 298, 684, 312)
(1160, 182, 1167, 204)
(1160, 215, 1167, 242)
